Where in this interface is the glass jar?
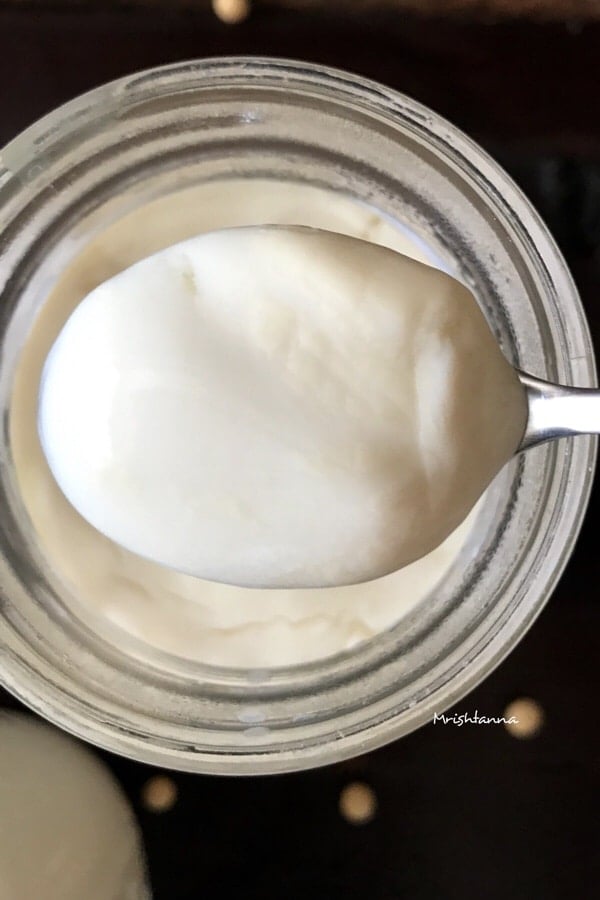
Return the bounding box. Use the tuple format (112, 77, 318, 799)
(0, 58, 595, 774)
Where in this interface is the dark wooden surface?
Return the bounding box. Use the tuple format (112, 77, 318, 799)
(4, 0, 600, 22)
(2, 5, 600, 156)
(1, 5, 599, 899)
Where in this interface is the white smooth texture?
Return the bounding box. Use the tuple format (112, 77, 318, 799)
(12, 180, 488, 666)
(39, 226, 526, 589)
(0, 713, 148, 900)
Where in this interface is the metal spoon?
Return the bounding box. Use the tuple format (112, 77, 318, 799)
(38, 226, 596, 589)
(518, 373, 599, 451)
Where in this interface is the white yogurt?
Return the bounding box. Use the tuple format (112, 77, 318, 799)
(39, 228, 525, 589)
(11, 180, 490, 666)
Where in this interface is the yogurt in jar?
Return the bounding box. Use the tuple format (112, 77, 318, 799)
(11, 179, 488, 667)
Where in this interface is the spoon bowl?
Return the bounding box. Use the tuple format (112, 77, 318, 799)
(37, 226, 595, 589)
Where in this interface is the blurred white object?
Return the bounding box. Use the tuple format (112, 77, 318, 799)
(0, 712, 150, 899)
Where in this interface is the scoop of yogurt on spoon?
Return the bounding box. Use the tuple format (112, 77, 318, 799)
(38, 226, 527, 589)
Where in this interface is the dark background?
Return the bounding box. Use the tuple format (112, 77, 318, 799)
(1, 4, 599, 899)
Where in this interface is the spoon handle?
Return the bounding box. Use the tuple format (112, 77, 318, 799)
(519, 371, 600, 450)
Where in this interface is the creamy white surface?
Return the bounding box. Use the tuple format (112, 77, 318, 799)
(0, 713, 148, 900)
(39, 227, 525, 589)
(12, 180, 486, 665)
